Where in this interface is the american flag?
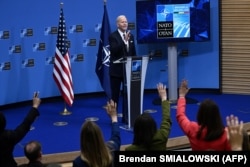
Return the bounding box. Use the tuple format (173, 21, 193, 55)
(53, 8, 74, 106)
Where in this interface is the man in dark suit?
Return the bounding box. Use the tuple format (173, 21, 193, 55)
(0, 92, 41, 167)
(109, 15, 136, 124)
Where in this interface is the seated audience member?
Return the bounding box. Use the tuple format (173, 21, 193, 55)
(20, 140, 45, 167)
(226, 115, 250, 151)
(19, 140, 68, 167)
(0, 92, 41, 167)
(125, 82, 172, 151)
(176, 80, 231, 151)
(73, 100, 120, 167)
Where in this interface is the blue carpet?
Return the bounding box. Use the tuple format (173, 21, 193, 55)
(2, 92, 250, 157)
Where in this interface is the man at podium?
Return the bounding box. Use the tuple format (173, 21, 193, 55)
(109, 15, 136, 123)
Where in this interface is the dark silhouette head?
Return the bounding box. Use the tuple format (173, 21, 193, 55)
(0, 112, 6, 133)
(196, 99, 224, 141)
(24, 140, 42, 162)
(133, 113, 157, 149)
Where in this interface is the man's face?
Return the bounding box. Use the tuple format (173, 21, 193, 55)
(117, 16, 128, 32)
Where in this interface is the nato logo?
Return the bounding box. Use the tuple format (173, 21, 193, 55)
(67, 40, 71, 48)
(22, 59, 34, 68)
(83, 39, 90, 47)
(20, 28, 33, 37)
(0, 30, 10, 39)
(45, 57, 54, 65)
(128, 23, 135, 30)
(33, 43, 46, 52)
(83, 39, 96, 47)
(131, 60, 142, 81)
(149, 49, 162, 57)
(69, 25, 83, 33)
(132, 60, 142, 72)
(157, 5, 173, 21)
(71, 54, 84, 62)
(44, 26, 58, 35)
(0, 62, 11, 71)
(95, 23, 101, 32)
(9, 45, 21, 54)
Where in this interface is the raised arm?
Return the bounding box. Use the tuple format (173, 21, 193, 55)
(176, 79, 194, 135)
(11, 92, 41, 143)
(156, 83, 172, 137)
(104, 100, 121, 151)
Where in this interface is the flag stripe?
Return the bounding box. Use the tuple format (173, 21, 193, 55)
(53, 8, 74, 106)
(54, 49, 73, 99)
(54, 48, 73, 91)
(53, 49, 74, 106)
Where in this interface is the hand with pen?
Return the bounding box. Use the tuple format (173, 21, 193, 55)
(32, 91, 41, 109)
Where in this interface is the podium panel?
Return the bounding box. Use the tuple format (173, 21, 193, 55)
(124, 56, 149, 129)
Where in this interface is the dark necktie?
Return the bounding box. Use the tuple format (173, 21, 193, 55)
(123, 33, 129, 52)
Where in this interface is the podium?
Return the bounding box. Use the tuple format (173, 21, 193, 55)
(118, 56, 149, 130)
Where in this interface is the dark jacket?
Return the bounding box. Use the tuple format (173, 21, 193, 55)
(109, 30, 136, 77)
(18, 161, 45, 167)
(0, 108, 40, 167)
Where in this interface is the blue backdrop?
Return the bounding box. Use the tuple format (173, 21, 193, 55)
(0, 0, 219, 105)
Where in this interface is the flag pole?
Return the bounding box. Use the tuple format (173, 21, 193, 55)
(60, 102, 72, 115)
(60, 2, 63, 8)
(86, 0, 111, 123)
(54, 103, 69, 126)
(57, 2, 72, 116)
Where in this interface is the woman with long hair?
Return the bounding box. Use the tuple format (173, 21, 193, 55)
(125, 83, 172, 151)
(73, 100, 120, 167)
(176, 79, 231, 150)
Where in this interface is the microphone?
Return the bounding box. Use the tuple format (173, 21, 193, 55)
(113, 57, 124, 64)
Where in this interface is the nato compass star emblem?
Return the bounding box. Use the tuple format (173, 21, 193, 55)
(160, 8, 171, 19)
(102, 44, 110, 67)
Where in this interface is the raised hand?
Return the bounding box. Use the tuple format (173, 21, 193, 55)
(179, 79, 189, 97)
(226, 115, 244, 151)
(157, 83, 167, 101)
(104, 100, 118, 123)
(32, 91, 41, 109)
(124, 30, 131, 41)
